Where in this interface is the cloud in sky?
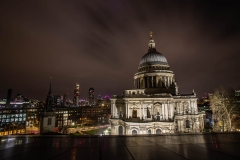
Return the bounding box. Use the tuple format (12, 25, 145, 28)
(0, 0, 240, 100)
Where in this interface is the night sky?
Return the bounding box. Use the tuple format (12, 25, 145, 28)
(1, 0, 240, 100)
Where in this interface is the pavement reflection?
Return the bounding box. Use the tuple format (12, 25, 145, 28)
(0, 133, 239, 160)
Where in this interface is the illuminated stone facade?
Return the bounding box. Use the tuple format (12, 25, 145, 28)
(110, 32, 204, 135)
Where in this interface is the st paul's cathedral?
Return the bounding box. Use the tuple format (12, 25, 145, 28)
(110, 32, 204, 135)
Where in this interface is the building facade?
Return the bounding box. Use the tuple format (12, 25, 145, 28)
(81, 106, 111, 125)
(110, 32, 204, 135)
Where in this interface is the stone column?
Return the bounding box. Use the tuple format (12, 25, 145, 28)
(181, 120, 184, 132)
(190, 101, 192, 113)
(167, 102, 170, 120)
(136, 78, 138, 89)
(188, 101, 190, 113)
(140, 101, 142, 119)
(176, 102, 180, 114)
(169, 102, 171, 119)
(137, 79, 139, 88)
(167, 76, 169, 87)
(138, 79, 140, 89)
(160, 106, 162, 116)
(194, 101, 198, 114)
(180, 102, 183, 114)
(180, 102, 182, 114)
(162, 103, 165, 119)
(159, 77, 162, 87)
(165, 103, 168, 120)
(126, 102, 129, 118)
(170, 103, 173, 119)
(159, 76, 161, 87)
(165, 76, 167, 86)
(177, 120, 181, 132)
(143, 78, 145, 88)
(136, 79, 138, 89)
(111, 102, 113, 117)
(151, 76, 153, 88)
(113, 102, 116, 118)
(151, 103, 154, 118)
(125, 102, 128, 118)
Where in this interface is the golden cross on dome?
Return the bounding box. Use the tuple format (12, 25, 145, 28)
(149, 31, 153, 38)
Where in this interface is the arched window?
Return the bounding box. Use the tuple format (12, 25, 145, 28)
(148, 130, 151, 134)
(156, 129, 161, 134)
(132, 130, 137, 135)
(119, 126, 123, 135)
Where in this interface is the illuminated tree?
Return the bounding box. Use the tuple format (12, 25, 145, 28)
(210, 87, 238, 132)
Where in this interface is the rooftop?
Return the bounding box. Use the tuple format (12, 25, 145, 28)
(0, 133, 240, 159)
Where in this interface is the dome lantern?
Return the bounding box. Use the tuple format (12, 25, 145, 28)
(138, 32, 169, 68)
(148, 31, 156, 50)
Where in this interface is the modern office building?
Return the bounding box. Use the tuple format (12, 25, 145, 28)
(0, 107, 27, 135)
(54, 106, 81, 127)
(73, 83, 80, 105)
(81, 106, 111, 125)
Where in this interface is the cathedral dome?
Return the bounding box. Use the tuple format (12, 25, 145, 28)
(139, 32, 169, 68)
(139, 50, 168, 67)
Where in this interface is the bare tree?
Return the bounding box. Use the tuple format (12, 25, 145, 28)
(210, 86, 238, 132)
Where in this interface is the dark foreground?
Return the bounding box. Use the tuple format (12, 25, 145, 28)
(1, 133, 240, 160)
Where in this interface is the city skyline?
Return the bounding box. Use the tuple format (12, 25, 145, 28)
(1, 1, 240, 100)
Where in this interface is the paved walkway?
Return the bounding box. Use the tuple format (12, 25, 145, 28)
(0, 133, 240, 160)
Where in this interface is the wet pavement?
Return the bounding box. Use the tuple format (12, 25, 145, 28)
(0, 133, 240, 160)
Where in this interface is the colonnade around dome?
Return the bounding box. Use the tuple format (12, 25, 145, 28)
(134, 75, 175, 89)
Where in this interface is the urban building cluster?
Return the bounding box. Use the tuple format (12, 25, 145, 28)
(1, 32, 239, 136)
(0, 84, 111, 135)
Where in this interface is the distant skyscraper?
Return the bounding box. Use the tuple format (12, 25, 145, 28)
(6, 89, 12, 108)
(89, 88, 94, 106)
(73, 83, 80, 105)
(63, 92, 68, 106)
